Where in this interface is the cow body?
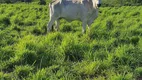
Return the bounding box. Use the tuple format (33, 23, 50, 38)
(47, 0, 101, 33)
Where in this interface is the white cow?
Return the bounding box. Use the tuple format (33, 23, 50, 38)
(47, 0, 101, 33)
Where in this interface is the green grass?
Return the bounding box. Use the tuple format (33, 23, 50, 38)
(0, 3, 142, 80)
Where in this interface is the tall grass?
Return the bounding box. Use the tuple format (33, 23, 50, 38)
(0, 3, 142, 80)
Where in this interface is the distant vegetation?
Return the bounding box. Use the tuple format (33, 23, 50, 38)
(0, 3, 142, 80)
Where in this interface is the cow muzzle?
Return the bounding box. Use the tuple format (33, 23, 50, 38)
(97, 4, 101, 7)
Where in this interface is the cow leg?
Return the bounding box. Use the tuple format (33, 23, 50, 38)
(47, 17, 56, 33)
(55, 19, 60, 31)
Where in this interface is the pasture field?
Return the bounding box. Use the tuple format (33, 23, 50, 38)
(0, 3, 142, 80)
